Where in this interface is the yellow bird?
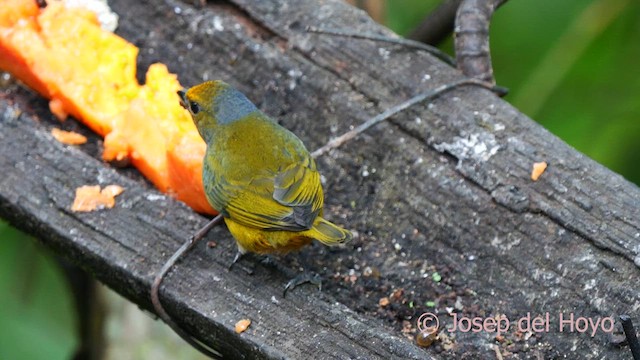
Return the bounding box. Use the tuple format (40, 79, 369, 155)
(151, 80, 350, 357)
(153, 76, 494, 359)
(178, 80, 352, 260)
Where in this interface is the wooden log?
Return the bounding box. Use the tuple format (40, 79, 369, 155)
(1, 0, 638, 358)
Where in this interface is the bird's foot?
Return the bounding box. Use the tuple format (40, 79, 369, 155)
(283, 272, 322, 297)
(228, 251, 254, 275)
(258, 255, 277, 267)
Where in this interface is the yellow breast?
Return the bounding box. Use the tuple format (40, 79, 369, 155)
(224, 218, 314, 254)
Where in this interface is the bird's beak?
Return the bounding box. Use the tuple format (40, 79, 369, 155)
(177, 90, 187, 109)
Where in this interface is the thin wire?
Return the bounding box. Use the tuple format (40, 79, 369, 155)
(312, 78, 496, 158)
(621, 315, 640, 360)
(306, 26, 457, 66)
(151, 214, 224, 359)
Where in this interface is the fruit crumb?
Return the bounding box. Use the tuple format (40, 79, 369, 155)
(51, 128, 87, 145)
(235, 319, 251, 334)
(531, 161, 547, 181)
(71, 184, 124, 212)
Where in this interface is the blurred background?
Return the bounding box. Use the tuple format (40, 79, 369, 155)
(1, 0, 638, 358)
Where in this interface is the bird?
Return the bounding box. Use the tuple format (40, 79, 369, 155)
(178, 80, 352, 260)
(150, 80, 352, 358)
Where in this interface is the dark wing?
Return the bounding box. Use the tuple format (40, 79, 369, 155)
(273, 155, 323, 228)
(213, 155, 323, 231)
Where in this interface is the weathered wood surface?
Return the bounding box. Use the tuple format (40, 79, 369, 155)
(1, 0, 639, 358)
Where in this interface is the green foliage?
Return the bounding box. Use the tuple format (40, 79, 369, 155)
(494, 0, 640, 184)
(385, 0, 440, 36)
(0, 2, 637, 358)
(0, 221, 78, 360)
(386, 0, 640, 185)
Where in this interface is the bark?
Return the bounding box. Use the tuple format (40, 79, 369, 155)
(0, 0, 638, 358)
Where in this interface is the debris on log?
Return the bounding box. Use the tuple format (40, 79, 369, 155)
(1, 0, 638, 358)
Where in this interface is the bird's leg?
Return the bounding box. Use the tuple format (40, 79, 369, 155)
(150, 214, 224, 359)
(228, 249, 258, 275)
(228, 251, 244, 270)
(258, 255, 277, 267)
(281, 252, 323, 297)
(227, 249, 321, 296)
(283, 272, 322, 297)
(227, 248, 254, 275)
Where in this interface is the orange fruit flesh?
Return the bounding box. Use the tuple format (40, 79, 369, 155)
(0, 0, 215, 214)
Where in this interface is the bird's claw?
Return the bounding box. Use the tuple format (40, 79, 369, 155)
(228, 251, 254, 274)
(283, 272, 322, 297)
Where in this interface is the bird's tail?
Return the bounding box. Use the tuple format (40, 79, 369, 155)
(310, 217, 353, 246)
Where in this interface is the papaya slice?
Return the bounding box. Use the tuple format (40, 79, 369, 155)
(0, 0, 215, 214)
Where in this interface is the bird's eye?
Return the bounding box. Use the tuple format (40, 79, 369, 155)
(189, 101, 200, 114)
